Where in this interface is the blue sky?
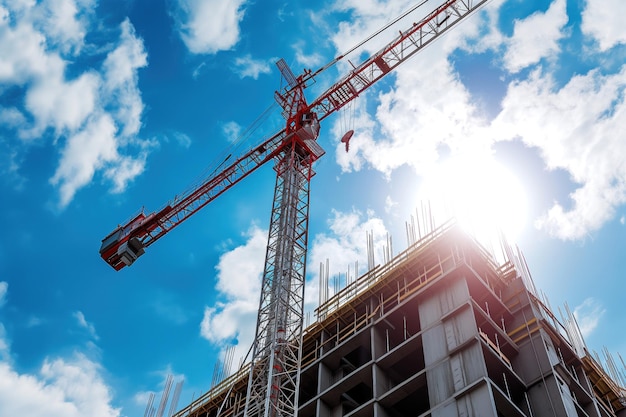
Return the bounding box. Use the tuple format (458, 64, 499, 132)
(1, 0, 626, 415)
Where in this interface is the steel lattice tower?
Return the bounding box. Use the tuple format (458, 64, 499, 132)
(243, 67, 323, 416)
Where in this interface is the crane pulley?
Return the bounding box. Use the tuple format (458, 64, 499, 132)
(99, 1, 489, 416)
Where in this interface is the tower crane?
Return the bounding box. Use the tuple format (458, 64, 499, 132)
(99, 1, 488, 416)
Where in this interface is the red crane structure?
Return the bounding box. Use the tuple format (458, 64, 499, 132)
(100, 1, 488, 416)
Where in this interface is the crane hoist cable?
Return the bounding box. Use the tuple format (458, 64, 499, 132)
(305, 0, 431, 83)
(175, 100, 280, 205)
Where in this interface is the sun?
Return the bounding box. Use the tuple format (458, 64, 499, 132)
(417, 154, 528, 243)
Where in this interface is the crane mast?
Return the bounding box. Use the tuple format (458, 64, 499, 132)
(244, 69, 322, 417)
(98, 1, 489, 416)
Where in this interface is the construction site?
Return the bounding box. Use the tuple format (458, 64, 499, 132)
(96, 1, 626, 417)
(168, 220, 626, 417)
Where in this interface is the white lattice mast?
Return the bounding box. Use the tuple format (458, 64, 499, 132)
(243, 62, 323, 417)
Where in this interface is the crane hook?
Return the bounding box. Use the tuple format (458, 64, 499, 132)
(341, 130, 354, 153)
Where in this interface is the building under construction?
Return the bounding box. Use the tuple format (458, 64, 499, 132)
(173, 221, 626, 417)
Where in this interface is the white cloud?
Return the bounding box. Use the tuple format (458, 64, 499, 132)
(307, 209, 390, 309)
(503, 0, 568, 73)
(582, 0, 626, 51)
(325, 0, 488, 70)
(133, 390, 153, 409)
(233, 54, 272, 79)
(0, 107, 26, 128)
(0, 150, 26, 190)
(156, 130, 191, 148)
(49, 114, 117, 207)
(104, 148, 152, 194)
(36, 0, 94, 54)
(0, 4, 153, 208)
(333, 98, 377, 173)
(133, 369, 185, 414)
(173, 0, 247, 54)
(200, 210, 391, 364)
(493, 67, 626, 240)
(0, 355, 120, 417)
(384, 195, 397, 214)
(0, 148, 27, 190)
(27, 316, 44, 328)
(292, 41, 323, 69)
(0, 324, 9, 362)
(328, 0, 414, 63)
(102, 19, 147, 137)
(0, 297, 9, 363)
(0, 288, 119, 416)
(213, 225, 266, 302)
(24, 70, 99, 136)
(191, 61, 206, 79)
(0, 0, 94, 80)
(325, 0, 626, 241)
(172, 131, 192, 148)
(200, 226, 267, 364)
(73, 311, 99, 340)
(0, 8, 62, 85)
(0, 281, 6, 307)
(573, 298, 606, 338)
(325, 2, 497, 179)
(222, 121, 242, 143)
(336, 47, 490, 178)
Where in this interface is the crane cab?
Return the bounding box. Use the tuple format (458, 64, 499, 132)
(293, 111, 325, 165)
(298, 112, 319, 141)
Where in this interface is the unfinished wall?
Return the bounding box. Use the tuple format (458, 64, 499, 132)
(173, 224, 626, 417)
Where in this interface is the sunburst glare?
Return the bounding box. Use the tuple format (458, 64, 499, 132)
(417, 154, 528, 244)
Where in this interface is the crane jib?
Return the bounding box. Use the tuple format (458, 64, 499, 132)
(100, 0, 487, 272)
(98, 128, 290, 271)
(310, 0, 488, 122)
